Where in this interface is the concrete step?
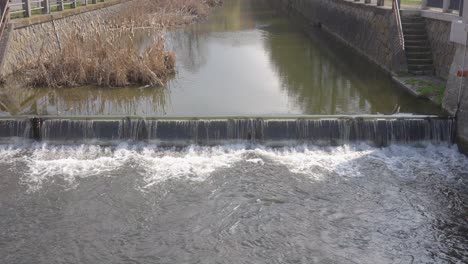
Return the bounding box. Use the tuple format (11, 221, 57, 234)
(408, 64, 434, 71)
(406, 51, 433, 59)
(403, 28, 427, 35)
(402, 22, 426, 29)
(401, 15, 424, 23)
(406, 46, 431, 52)
(407, 58, 433, 64)
(405, 40, 430, 47)
(404, 34, 428, 41)
(409, 70, 434, 75)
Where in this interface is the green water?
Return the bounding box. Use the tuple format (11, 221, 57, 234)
(0, 0, 444, 117)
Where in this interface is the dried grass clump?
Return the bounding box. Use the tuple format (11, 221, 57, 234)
(24, 25, 175, 88)
(113, 0, 223, 29)
(17, 0, 222, 88)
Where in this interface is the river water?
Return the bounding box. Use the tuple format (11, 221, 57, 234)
(1, 0, 467, 263)
(0, 0, 443, 117)
(0, 143, 467, 263)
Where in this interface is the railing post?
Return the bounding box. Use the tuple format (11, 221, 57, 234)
(442, 0, 451, 12)
(58, 0, 64, 11)
(421, 0, 428, 9)
(82, 0, 87, 6)
(463, 0, 468, 21)
(42, 0, 50, 14)
(461, 0, 464, 16)
(24, 0, 32, 17)
(377, 0, 385, 6)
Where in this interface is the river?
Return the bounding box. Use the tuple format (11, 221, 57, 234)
(0, 0, 443, 117)
(0, 0, 467, 263)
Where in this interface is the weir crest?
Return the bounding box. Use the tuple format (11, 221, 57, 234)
(0, 116, 455, 146)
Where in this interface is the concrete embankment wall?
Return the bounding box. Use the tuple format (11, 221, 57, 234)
(425, 18, 456, 80)
(443, 44, 468, 151)
(1, 1, 123, 77)
(273, 0, 467, 151)
(273, 0, 405, 73)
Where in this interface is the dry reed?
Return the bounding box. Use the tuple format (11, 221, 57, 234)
(19, 0, 221, 88)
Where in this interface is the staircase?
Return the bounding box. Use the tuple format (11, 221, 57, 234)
(401, 15, 434, 75)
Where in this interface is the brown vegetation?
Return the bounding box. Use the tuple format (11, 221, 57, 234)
(20, 0, 222, 88)
(115, 0, 222, 29)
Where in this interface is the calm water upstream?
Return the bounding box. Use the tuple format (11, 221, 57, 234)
(0, 0, 443, 117)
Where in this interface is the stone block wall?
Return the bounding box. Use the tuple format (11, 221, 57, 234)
(425, 18, 456, 80)
(1, 3, 122, 77)
(274, 0, 405, 73)
(443, 43, 468, 152)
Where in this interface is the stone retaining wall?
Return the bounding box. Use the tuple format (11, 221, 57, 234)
(274, 0, 405, 73)
(443, 43, 468, 151)
(425, 18, 456, 80)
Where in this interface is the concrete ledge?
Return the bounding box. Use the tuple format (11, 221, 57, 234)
(391, 76, 421, 97)
(10, 0, 125, 29)
(421, 9, 460, 22)
(340, 0, 392, 13)
(456, 135, 468, 155)
(392, 75, 446, 106)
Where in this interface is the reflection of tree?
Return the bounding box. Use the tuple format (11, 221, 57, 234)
(259, 0, 442, 115)
(0, 84, 170, 116)
(164, 0, 259, 73)
(202, 0, 255, 32)
(0, 82, 49, 116)
(166, 29, 209, 74)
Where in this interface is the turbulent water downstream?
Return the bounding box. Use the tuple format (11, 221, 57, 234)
(0, 143, 467, 263)
(0, 0, 468, 263)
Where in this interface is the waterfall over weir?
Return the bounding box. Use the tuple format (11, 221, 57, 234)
(0, 116, 455, 146)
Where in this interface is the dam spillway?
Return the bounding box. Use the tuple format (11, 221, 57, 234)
(0, 116, 455, 146)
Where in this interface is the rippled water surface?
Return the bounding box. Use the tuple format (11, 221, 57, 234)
(0, 143, 467, 263)
(0, 0, 443, 117)
(0, 0, 466, 263)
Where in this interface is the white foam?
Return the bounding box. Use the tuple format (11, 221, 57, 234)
(253, 144, 375, 180)
(21, 145, 126, 191)
(11, 144, 249, 191)
(246, 158, 265, 165)
(137, 145, 246, 188)
(0, 145, 22, 164)
(367, 144, 468, 179)
(0, 143, 465, 192)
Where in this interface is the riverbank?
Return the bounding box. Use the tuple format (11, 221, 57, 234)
(1, 0, 222, 87)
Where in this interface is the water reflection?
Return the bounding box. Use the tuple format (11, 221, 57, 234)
(0, 84, 169, 116)
(0, 0, 444, 117)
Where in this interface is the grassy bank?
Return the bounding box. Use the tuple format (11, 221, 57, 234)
(18, 0, 222, 88)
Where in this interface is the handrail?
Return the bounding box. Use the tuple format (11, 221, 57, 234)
(0, 0, 10, 40)
(393, 0, 405, 51)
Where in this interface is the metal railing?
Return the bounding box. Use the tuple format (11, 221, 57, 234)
(353, 0, 387, 7)
(0, 0, 9, 39)
(353, 0, 463, 14)
(393, 0, 405, 52)
(423, 0, 462, 13)
(8, 0, 104, 19)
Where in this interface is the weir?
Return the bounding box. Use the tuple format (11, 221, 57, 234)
(0, 116, 455, 146)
